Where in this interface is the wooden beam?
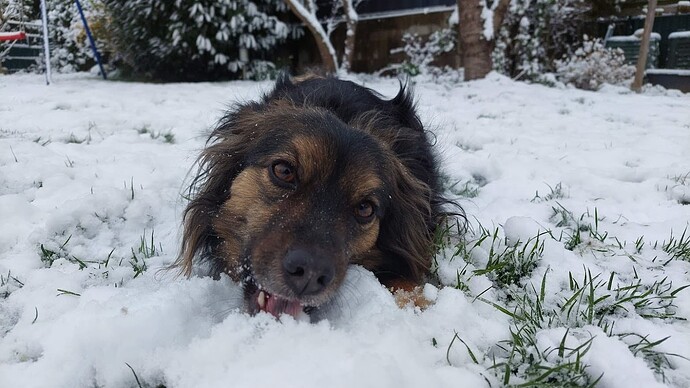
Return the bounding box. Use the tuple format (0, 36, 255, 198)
(631, 0, 657, 92)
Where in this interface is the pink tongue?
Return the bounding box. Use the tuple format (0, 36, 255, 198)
(265, 294, 302, 318)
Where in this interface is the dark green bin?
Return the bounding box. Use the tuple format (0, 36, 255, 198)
(606, 34, 661, 68)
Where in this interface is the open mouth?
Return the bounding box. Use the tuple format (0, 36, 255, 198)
(246, 281, 309, 319)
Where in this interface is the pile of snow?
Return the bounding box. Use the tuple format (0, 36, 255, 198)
(1, 72, 689, 387)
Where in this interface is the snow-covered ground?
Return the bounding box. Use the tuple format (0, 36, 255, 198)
(1, 73, 689, 388)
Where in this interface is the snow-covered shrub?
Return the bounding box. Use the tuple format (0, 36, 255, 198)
(244, 59, 278, 81)
(0, 0, 23, 33)
(495, 0, 590, 81)
(384, 28, 456, 78)
(555, 36, 635, 91)
(0, 0, 31, 62)
(46, 0, 110, 73)
(103, 0, 293, 81)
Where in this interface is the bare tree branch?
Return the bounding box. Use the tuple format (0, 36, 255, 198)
(341, 0, 359, 72)
(284, 0, 338, 72)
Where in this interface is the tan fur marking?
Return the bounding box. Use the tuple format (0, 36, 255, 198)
(212, 167, 276, 279)
(291, 135, 333, 185)
(350, 219, 380, 256)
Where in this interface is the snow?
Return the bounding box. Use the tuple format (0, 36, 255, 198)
(481, 4, 495, 41)
(608, 32, 662, 42)
(343, 0, 359, 23)
(448, 6, 458, 26)
(646, 69, 690, 76)
(1, 72, 690, 387)
(669, 31, 690, 39)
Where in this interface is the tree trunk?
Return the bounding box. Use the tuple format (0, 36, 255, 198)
(457, 0, 511, 81)
(341, 0, 358, 72)
(285, 0, 338, 73)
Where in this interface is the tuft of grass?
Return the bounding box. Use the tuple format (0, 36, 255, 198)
(129, 229, 162, 278)
(64, 155, 75, 168)
(33, 136, 51, 146)
(619, 333, 690, 383)
(549, 204, 611, 252)
(137, 125, 152, 135)
(433, 218, 464, 255)
(560, 269, 688, 327)
(448, 180, 480, 198)
(439, 221, 546, 291)
(478, 277, 601, 387)
(550, 203, 578, 229)
(489, 329, 600, 387)
(39, 229, 162, 279)
(532, 182, 566, 203)
(661, 227, 690, 262)
(1, 270, 24, 299)
(137, 125, 175, 144)
(162, 132, 175, 144)
(670, 172, 690, 186)
(659, 171, 690, 205)
(472, 226, 546, 288)
(445, 208, 690, 385)
(66, 132, 91, 144)
(39, 235, 87, 269)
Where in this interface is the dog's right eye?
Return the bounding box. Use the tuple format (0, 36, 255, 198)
(270, 161, 297, 187)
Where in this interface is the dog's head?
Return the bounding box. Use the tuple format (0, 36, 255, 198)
(179, 79, 440, 318)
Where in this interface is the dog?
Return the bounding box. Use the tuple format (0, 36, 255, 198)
(177, 74, 455, 318)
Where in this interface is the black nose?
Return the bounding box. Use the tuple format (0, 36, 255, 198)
(282, 248, 335, 296)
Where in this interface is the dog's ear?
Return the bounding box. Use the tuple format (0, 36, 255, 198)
(389, 80, 425, 133)
(376, 160, 434, 283)
(176, 105, 257, 277)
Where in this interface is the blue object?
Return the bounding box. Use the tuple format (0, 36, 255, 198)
(75, 0, 106, 80)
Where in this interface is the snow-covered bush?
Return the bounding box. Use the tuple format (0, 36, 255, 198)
(103, 0, 293, 81)
(384, 28, 456, 78)
(495, 0, 590, 81)
(0, 0, 23, 33)
(46, 0, 110, 73)
(0, 0, 31, 62)
(555, 36, 635, 91)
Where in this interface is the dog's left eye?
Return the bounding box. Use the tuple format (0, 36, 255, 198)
(270, 161, 297, 187)
(355, 201, 376, 223)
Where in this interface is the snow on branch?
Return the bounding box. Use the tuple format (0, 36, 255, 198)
(285, 0, 363, 72)
(480, 0, 511, 41)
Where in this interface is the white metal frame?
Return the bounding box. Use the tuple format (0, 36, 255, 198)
(40, 0, 52, 84)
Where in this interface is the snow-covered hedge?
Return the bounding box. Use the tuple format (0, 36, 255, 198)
(46, 0, 111, 73)
(103, 0, 292, 81)
(555, 36, 635, 91)
(495, 0, 589, 81)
